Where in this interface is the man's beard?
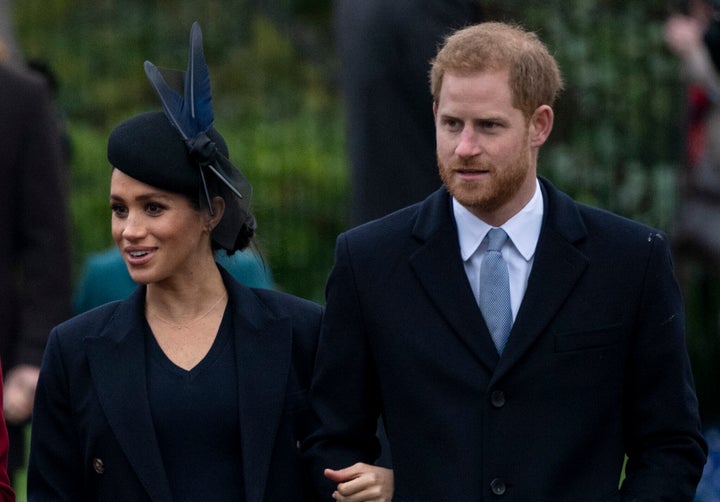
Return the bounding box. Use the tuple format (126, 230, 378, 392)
(438, 144, 531, 217)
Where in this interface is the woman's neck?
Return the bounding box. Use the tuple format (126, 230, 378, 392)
(145, 259, 227, 319)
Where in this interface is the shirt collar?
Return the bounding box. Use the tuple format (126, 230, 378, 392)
(453, 178, 544, 262)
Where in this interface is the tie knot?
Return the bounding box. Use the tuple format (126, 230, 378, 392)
(486, 228, 508, 252)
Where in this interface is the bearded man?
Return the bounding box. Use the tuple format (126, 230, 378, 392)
(303, 22, 707, 501)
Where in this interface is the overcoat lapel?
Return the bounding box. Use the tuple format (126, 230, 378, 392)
(409, 181, 591, 382)
(85, 288, 173, 502)
(228, 278, 293, 502)
(84, 276, 294, 502)
(491, 179, 589, 384)
(409, 189, 499, 373)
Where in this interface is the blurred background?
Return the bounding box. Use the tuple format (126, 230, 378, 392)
(3, 0, 720, 498)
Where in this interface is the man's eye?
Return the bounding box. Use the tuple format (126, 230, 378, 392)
(444, 119, 461, 130)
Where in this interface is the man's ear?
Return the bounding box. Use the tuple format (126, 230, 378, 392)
(529, 105, 554, 147)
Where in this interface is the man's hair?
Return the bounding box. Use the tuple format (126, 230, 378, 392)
(430, 22, 564, 118)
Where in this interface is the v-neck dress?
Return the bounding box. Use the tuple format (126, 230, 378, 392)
(145, 306, 245, 501)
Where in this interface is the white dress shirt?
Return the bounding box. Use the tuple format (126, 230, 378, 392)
(453, 179, 544, 321)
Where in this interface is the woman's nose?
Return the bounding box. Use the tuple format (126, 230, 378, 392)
(121, 213, 147, 240)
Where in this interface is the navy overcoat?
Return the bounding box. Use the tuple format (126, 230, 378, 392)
(305, 178, 707, 501)
(29, 269, 322, 502)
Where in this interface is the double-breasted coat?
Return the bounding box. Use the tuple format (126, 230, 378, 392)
(28, 270, 322, 501)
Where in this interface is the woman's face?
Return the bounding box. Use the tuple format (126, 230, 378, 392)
(110, 169, 212, 285)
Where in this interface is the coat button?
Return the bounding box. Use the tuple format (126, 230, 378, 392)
(490, 478, 506, 495)
(93, 458, 105, 474)
(491, 390, 506, 408)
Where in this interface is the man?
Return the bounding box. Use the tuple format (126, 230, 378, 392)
(304, 22, 707, 500)
(0, 58, 72, 481)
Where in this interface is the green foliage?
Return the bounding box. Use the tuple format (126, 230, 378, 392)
(497, 1, 685, 230)
(220, 104, 347, 302)
(66, 122, 113, 265)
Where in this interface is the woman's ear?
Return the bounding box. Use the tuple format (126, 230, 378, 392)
(205, 196, 225, 232)
(529, 105, 554, 148)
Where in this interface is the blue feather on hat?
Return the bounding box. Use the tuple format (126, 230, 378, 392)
(141, 21, 255, 250)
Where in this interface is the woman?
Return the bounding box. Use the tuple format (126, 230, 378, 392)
(27, 23, 391, 502)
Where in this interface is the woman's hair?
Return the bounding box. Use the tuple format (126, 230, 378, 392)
(187, 197, 255, 254)
(199, 174, 255, 254)
(430, 22, 564, 118)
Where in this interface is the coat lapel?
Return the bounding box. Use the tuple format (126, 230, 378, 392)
(409, 189, 499, 373)
(409, 182, 591, 382)
(84, 288, 173, 502)
(491, 179, 589, 384)
(227, 279, 293, 502)
(85, 276, 295, 502)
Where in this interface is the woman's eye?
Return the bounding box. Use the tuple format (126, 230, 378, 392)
(146, 203, 165, 215)
(111, 204, 128, 217)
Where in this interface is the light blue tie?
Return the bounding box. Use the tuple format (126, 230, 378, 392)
(479, 228, 512, 354)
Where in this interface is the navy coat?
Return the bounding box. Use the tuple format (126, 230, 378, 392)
(305, 178, 707, 501)
(28, 270, 322, 501)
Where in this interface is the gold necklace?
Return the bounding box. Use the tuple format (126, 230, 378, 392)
(146, 292, 227, 330)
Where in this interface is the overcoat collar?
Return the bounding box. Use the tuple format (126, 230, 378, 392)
(409, 178, 589, 380)
(84, 268, 292, 502)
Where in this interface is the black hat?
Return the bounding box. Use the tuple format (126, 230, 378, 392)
(108, 111, 228, 200)
(107, 22, 255, 252)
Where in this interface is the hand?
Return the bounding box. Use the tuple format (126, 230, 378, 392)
(3, 364, 40, 425)
(324, 463, 394, 502)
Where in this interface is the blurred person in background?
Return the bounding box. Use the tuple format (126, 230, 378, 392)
(0, 2, 19, 66)
(0, 38, 72, 486)
(334, 0, 485, 226)
(665, 0, 720, 260)
(0, 361, 16, 502)
(665, 2, 720, 499)
(26, 59, 73, 169)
